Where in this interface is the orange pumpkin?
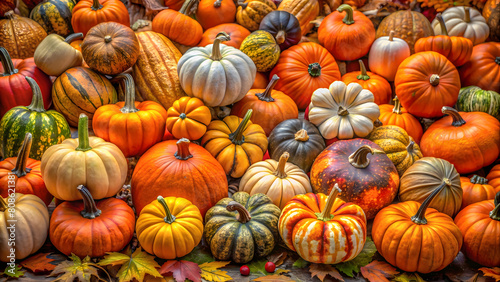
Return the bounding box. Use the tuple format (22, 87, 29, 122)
(71, 0, 130, 36)
(196, 0, 236, 30)
(461, 175, 497, 209)
(166, 97, 211, 141)
(198, 23, 250, 49)
(487, 164, 500, 192)
(277, 0, 319, 35)
(0, 11, 47, 59)
(341, 60, 392, 105)
(459, 42, 500, 92)
(378, 97, 423, 144)
(252, 71, 269, 89)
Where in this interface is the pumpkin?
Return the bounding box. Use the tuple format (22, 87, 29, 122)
(259, 11, 301, 51)
(376, 10, 434, 53)
(240, 30, 280, 72)
(278, 184, 366, 263)
(484, 0, 500, 20)
(0, 0, 15, 17)
(432, 7, 489, 46)
(41, 114, 127, 201)
(0, 11, 47, 59)
(52, 67, 117, 127)
(460, 42, 500, 92)
(23, 0, 44, 10)
(131, 138, 228, 216)
(204, 192, 281, 263)
(71, 0, 130, 36)
(368, 31, 410, 82)
(30, 0, 75, 36)
(0, 47, 52, 117)
(252, 71, 269, 88)
(343, 0, 365, 7)
(196, 0, 236, 30)
(239, 152, 312, 209)
(0, 193, 49, 262)
(394, 51, 460, 118)
(342, 60, 391, 105)
(308, 81, 380, 140)
(34, 33, 83, 77)
(487, 165, 500, 192)
(230, 74, 298, 135)
(178, 32, 256, 107)
(198, 23, 250, 49)
(461, 175, 496, 209)
(457, 86, 500, 120)
(269, 42, 341, 110)
(268, 119, 325, 173)
(136, 196, 203, 259)
(488, 4, 500, 42)
(166, 96, 211, 141)
(0, 77, 70, 160)
(378, 97, 423, 144)
(236, 0, 276, 31)
(372, 181, 463, 273)
(455, 192, 500, 267)
(202, 110, 267, 178)
(164, 0, 185, 10)
(420, 107, 500, 174)
(318, 4, 375, 61)
(152, 0, 203, 46)
(277, 0, 319, 35)
(49, 185, 135, 258)
(310, 139, 399, 219)
(81, 22, 140, 75)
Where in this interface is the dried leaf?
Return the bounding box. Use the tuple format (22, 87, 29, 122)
(20, 253, 56, 273)
(253, 274, 295, 281)
(1, 265, 24, 278)
(180, 246, 215, 264)
(393, 273, 426, 282)
(49, 254, 103, 282)
(335, 237, 377, 277)
(159, 260, 201, 282)
(267, 251, 288, 267)
(293, 258, 309, 269)
(360, 260, 399, 282)
(309, 263, 344, 282)
(465, 273, 479, 282)
(199, 261, 232, 282)
(99, 247, 162, 282)
(480, 267, 500, 281)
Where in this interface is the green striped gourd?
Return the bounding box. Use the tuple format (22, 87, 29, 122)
(457, 86, 500, 120)
(240, 30, 280, 72)
(30, 0, 75, 37)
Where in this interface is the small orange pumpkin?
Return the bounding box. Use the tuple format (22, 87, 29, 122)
(378, 97, 423, 144)
(487, 164, 500, 192)
(196, 0, 236, 30)
(341, 60, 392, 105)
(166, 97, 212, 141)
(461, 175, 497, 209)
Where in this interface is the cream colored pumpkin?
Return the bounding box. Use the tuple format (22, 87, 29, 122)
(239, 152, 311, 209)
(34, 33, 83, 76)
(368, 31, 411, 82)
(177, 32, 256, 107)
(308, 81, 380, 140)
(0, 193, 49, 262)
(432, 6, 489, 45)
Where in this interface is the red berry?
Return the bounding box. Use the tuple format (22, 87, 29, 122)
(240, 265, 250, 276)
(265, 262, 276, 273)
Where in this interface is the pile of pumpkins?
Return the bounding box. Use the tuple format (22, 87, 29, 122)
(1, 0, 500, 277)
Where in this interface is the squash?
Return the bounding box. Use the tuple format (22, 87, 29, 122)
(41, 114, 127, 201)
(82, 22, 140, 75)
(50, 185, 135, 258)
(259, 11, 301, 51)
(308, 81, 380, 140)
(269, 42, 341, 110)
(368, 30, 411, 82)
(239, 152, 311, 209)
(395, 51, 460, 118)
(484, 0, 500, 20)
(0, 77, 70, 160)
(455, 192, 500, 267)
(198, 23, 250, 49)
(432, 7, 489, 46)
(230, 74, 298, 136)
(460, 42, 500, 92)
(71, 0, 130, 36)
(178, 32, 256, 107)
(34, 33, 83, 76)
(0, 0, 15, 17)
(372, 182, 463, 273)
(252, 71, 269, 89)
(136, 196, 203, 259)
(341, 60, 391, 105)
(378, 97, 423, 144)
(52, 67, 117, 127)
(318, 4, 375, 61)
(277, 0, 319, 35)
(166, 97, 211, 141)
(30, 0, 75, 36)
(461, 175, 496, 209)
(131, 138, 228, 216)
(236, 0, 276, 31)
(204, 192, 281, 263)
(240, 30, 280, 72)
(310, 139, 399, 219)
(487, 164, 500, 193)
(196, 0, 236, 30)
(457, 86, 500, 120)
(268, 119, 325, 173)
(0, 11, 47, 59)
(488, 5, 500, 43)
(0, 193, 49, 262)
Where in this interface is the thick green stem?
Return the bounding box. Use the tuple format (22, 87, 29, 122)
(317, 184, 341, 221)
(0, 196, 7, 212)
(470, 175, 488, 185)
(229, 109, 252, 145)
(179, 0, 196, 15)
(442, 106, 466, 127)
(157, 196, 176, 223)
(175, 138, 193, 160)
(348, 145, 385, 169)
(308, 63, 321, 77)
(256, 74, 279, 102)
(338, 4, 355, 25)
(436, 13, 449, 36)
(356, 60, 370, 81)
(114, 74, 139, 113)
(75, 114, 92, 151)
(11, 133, 33, 178)
(411, 180, 448, 224)
(0, 47, 18, 75)
(464, 7, 471, 23)
(210, 32, 231, 61)
(78, 185, 102, 219)
(65, 33, 84, 44)
(392, 96, 402, 114)
(226, 201, 251, 223)
(92, 0, 103, 10)
(25, 77, 46, 113)
(274, 152, 289, 178)
(294, 129, 309, 141)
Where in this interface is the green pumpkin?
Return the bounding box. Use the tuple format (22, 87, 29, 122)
(457, 86, 500, 120)
(0, 77, 71, 160)
(30, 0, 75, 36)
(204, 192, 281, 263)
(240, 30, 280, 72)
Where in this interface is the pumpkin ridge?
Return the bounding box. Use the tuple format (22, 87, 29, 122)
(55, 81, 83, 119)
(64, 72, 99, 110)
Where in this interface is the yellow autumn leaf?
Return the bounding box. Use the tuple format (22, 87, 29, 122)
(98, 248, 163, 282)
(199, 261, 232, 282)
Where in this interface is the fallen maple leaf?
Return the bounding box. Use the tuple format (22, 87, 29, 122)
(20, 253, 56, 273)
(180, 246, 215, 264)
(253, 274, 295, 281)
(159, 260, 201, 282)
(360, 260, 399, 282)
(393, 272, 426, 282)
(335, 237, 377, 277)
(1, 264, 24, 278)
(199, 261, 232, 282)
(49, 254, 106, 282)
(99, 247, 162, 282)
(267, 251, 288, 267)
(293, 258, 309, 269)
(480, 267, 500, 281)
(309, 263, 344, 282)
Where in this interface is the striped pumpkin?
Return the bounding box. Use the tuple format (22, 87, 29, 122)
(236, 0, 276, 31)
(240, 30, 280, 72)
(457, 86, 500, 120)
(30, 0, 75, 37)
(52, 67, 117, 127)
(0, 77, 70, 160)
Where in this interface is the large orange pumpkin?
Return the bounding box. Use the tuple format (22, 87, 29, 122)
(166, 96, 211, 141)
(459, 42, 500, 92)
(71, 0, 130, 36)
(341, 60, 392, 105)
(487, 164, 500, 192)
(196, 0, 236, 30)
(198, 23, 250, 49)
(461, 175, 497, 209)
(0, 11, 47, 59)
(378, 97, 423, 144)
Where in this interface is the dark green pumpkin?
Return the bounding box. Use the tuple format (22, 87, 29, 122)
(240, 30, 280, 72)
(30, 0, 75, 36)
(0, 77, 70, 160)
(204, 192, 281, 264)
(268, 119, 325, 173)
(457, 86, 500, 120)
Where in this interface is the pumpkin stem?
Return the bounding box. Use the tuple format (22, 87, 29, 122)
(78, 185, 102, 219)
(75, 114, 93, 152)
(238, 1, 248, 9)
(373, 119, 382, 128)
(0, 47, 18, 76)
(0, 196, 7, 212)
(348, 145, 385, 169)
(308, 63, 321, 77)
(356, 60, 370, 81)
(317, 183, 341, 221)
(214, 0, 222, 7)
(406, 140, 416, 154)
(104, 35, 112, 43)
(495, 57, 500, 65)
(226, 201, 252, 223)
(25, 77, 46, 113)
(157, 196, 176, 223)
(388, 30, 395, 41)
(4, 10, 15, 19)
(229, 109, 252, 145)
(275, 30, 286, 45)
(338, 4, 355, 25)
(92, 0, 103, 10)
(211, 32, 230, 61)
(470, 175, 488, 185)
(337, 105, 349, 116)
(442, 106, 466, 127)
(64, 33, 84, 44)
(256, 74, 279, 102)
(114, 74, 139, 113)
(464, 7, 471, 23)
(11, 133, 33, 178)
(392, 96, 402, 114)
(411, 180, 448, 224)
(179, 113, 187, 119)
(429, 74, 440, 86)
(294, 129, 309, 141)
(490, 192, 500, 220)
(175, 138, 194, 160)
(274, 152, 289, 178)
(179, 0, 196, 15)
(436, 13, 449, 36)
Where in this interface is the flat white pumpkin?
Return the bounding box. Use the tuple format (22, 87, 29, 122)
(432, 6, 489, 45)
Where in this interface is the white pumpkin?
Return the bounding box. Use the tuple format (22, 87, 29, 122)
(368, 30, 411, 82)
(432, 6, 489, 45)
(177, 32, 257, 107)
(308, 81, 380, 140)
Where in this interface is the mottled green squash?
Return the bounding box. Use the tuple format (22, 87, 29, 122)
(457, 86, 500, 120)
(30, 0, 75, 37)
(204, 192, 281, 264)
(240, 30, 280, 72)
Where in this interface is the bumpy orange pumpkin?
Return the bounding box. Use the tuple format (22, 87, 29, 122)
(342, 60, 392, 105)
(166, 97, 211, 141)
(461, 175, 497, 209)
(378, 97, 423, 144)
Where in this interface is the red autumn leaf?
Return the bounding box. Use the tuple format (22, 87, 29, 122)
(479, 267, 500, 282)
(360, 260, 399, 282)
(159, 260, 201, 282)
(20, 253, 56, 273)
(309, 263, 344, 282)
(267, 251, 288, 267)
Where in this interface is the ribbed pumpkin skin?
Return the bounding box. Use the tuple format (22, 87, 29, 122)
(341, 64, 392, 105)
(196, 0, 236, 30)
(278, 0, 319, 35)
(71, 0, 130, 36)
(198, 23, 251, 49)
(30, 0, 75, 36)
(487, 165, 500, 192)
(457, 86, 500, 120)
(259, 11, 301, 51)
(240, 30, 280, 72)
(460, 42, 500, 93)
(166, 97, 211, 141)
(378, 100, 423, 144)
(0, 13, 47, 59)
(236, 0, 277, 31)
(460, 176, 497, 209)
(52, 67, 117, 127)
(204, 192, 281, 263)
(414, 34, 473, 67)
